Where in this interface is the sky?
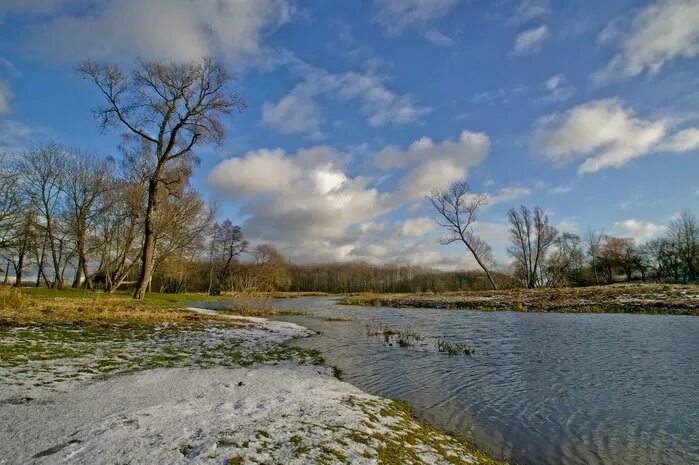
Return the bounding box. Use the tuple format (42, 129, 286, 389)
(0, 0, 698, 270)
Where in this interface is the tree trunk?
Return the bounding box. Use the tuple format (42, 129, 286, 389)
(72, 255, 83, 288)
(14, 253, 23, 288)
(134, 176, 160, 299)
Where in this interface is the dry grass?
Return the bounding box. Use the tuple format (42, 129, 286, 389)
(0, 287, 236, 327)
(341, 283, 699, 315)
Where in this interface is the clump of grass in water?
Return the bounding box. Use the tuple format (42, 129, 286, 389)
(366, 323, 422, 347)
(437, 339, 475, 356)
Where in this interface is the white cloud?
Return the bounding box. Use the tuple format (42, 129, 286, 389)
(373, 130, 490, 197)
(533, 99, 668, 173)
(513, 25, 549, 54)
(208, 145, 399, 244)
(613, 219, 667, 241)
(399, 217, 437, 237)
(541, 74, 574, 102)
(373, 0, 459, 34)
(486, 186, 532, 206)
(261, 91, 323, 137)
(595, 0, 699, 82)
(548, 184, 574, 194)
(534, 98, 699, 173)
(658, 127, 699, 152)
(0, 120, 41, 151)
(207, 131, 492, 268)
(423, 29, 455, 47)
(207, 148, 300, 195)
(472, 85, 528, 104)
(262, 65, 432, 135)
(557, 219, 579, 233)
(511, 0, 550, 23)
(24, 0, 293, 62)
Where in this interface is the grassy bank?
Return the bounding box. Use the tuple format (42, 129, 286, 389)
(340, 284, 699, 315)
(0, 287, 233, 327)
(0, 287, 507, 464)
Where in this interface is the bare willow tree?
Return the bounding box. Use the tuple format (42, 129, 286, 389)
(428, 181, 498, 290)
(78, 58, 245, 299)
(507, 205, 558, 288)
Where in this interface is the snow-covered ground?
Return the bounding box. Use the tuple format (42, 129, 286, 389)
(0, 309, 497, 465)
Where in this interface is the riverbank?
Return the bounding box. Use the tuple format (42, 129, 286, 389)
(0, 290, 504, 464)
(339, 284, 699, 315)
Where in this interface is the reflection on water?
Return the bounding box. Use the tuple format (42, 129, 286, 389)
(197, 296, 699, 465)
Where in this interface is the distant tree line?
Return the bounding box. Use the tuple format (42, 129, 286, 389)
(429, 181, 698, 290)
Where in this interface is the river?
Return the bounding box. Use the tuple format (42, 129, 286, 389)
(198, 296, 699, 465)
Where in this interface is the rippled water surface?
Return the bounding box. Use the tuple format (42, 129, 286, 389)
(199, 297, 699, 465)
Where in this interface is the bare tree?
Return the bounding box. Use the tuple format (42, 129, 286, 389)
(507, 205, 558, 288)
(585, 228, 603, 285)
(209, 219, 248, 290)
(428, 181, 498, 290)
(64, 152, 112, 289)
(78, 58, 245, 299)
(669, 210, 698, 282)
(18, 144, 68, 288)
(546, 232, 584, 287)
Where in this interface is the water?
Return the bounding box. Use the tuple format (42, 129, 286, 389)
(197, 297, 699, 465)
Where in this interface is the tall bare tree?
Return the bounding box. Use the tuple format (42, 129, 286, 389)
(18, 144, 68, 289)
(64, 152, 112, 289)
(428, 181, 498, 290)
(585, 228, 603, 285)
(507, 205, 558, 288)
(78, 58, 245, 299)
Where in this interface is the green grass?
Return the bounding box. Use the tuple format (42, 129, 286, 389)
(21, 287, 227, 306)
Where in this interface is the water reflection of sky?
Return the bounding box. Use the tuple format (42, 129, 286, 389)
(194, 297, 699, 465)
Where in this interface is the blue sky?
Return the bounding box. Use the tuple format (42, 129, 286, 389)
(0, 0, 698, 268)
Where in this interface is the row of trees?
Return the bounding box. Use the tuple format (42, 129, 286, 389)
(429, 181, 698, 290)
(0, 144, 213, 292)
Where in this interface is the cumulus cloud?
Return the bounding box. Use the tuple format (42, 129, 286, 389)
(513, 25, 549, 54)
(595, 0, 699, 82)
(399, 217, 437, 237)
(372, 130, 490, 197)
(262, 65, 432, 135)
(534, 98, 699, 173)
(533, 99, 669, 173)
(207, 129, 491, 268)
(23, 0, 293, 62)
(373, 0, 459, 34)
(208, 145, 398, 244)
(613, 219, 667, 241)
